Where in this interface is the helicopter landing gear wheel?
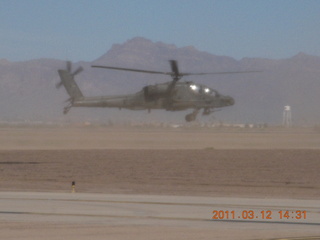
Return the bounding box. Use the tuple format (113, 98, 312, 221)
(185, 109, 199, 122)
(63, 107, 70, 115)
(63, 105, 72, 115)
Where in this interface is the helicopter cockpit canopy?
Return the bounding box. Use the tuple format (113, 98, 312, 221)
(189, 84, 218, 96)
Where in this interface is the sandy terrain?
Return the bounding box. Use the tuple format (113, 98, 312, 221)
(0, 149, 320, 199)
(0, 127, 319, 239)
(1, 126, 320, 150)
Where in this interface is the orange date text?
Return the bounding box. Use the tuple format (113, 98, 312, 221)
(212, 210, 307, 220)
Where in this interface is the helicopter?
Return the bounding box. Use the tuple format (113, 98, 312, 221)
(57, 60, 257, 122)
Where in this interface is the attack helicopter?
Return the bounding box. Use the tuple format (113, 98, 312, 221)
(57, 60, 256, 122)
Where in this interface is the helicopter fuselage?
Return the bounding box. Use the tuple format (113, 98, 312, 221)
(71, 81, 234, 113)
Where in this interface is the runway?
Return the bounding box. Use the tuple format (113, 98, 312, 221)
(0, 192, 319, 240)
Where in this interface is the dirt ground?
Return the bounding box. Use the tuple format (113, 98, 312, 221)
(0, 149, 319, 199)
(1, 126, 320, 150)
(0, 127, 319, 199)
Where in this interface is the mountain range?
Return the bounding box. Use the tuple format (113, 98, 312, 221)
(1, 37, 320, 125)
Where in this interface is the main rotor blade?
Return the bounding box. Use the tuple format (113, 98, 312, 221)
(92, 65, 172, 76)
(92, 64, 261, 78)
(182, 70, 262, 76)
(169, 60, 179, 76)
(169, 60, 182, 83)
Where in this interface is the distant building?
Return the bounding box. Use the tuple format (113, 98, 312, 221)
(283, 106, 292, 127)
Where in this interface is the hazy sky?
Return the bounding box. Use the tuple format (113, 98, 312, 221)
(1, 0, 319, 62)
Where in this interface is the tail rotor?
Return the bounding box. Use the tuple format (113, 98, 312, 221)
(56, 61, 83, 89)
(57, 61, 85, 114)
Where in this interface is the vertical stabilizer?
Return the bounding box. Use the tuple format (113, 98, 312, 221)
(57, 69, 83, 99)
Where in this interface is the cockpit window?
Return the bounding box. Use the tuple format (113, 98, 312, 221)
(189, 84, 215, 96)
(189, 84, 199, 92)
(204, 87, 211, 94)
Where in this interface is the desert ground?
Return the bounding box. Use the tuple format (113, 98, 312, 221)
(0, 126, 320, 239)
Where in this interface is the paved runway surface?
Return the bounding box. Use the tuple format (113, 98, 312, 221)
(0, 192, 320, 239)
